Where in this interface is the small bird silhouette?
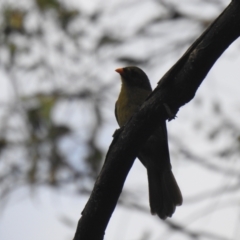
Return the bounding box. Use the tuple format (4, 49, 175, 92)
(115, 66, 182, 219)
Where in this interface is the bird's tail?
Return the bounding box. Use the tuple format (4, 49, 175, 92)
(138, 122, 182, 219)
(147, 166, 182, 219)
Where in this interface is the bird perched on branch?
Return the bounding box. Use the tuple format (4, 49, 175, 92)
(115, 66, 182, 219)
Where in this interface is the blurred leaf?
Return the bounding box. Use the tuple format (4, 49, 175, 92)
(58, 9, 79, 30)
(58, 215, 75, 227)
(3, 8, 26, 35)
(35, 0, 61, 11)
(208, 127, 220, 140)
(27, 159, 38, 184)
(8, 42, 17, 57)
(0, 139, 7, 153)
(117, 56, 148, 65)
(38, 95, 56, 124)
(89, 10, 102, 22)
(27, 107, 42, 131)
(97, 35, 122, 48)
(212, 101, 221, 114)
(49, 145, 63, 186)
(49, 125, 71, 139)
(218, 148, 233, 158)
(26, 96, 57, 137)
(85, 140, 103, 176)
(139, 231, 152, 240)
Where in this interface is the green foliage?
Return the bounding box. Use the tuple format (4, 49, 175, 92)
(3, 8, 26, 35)
(35, 0, 79, 29)
(35, 0, 61, 11)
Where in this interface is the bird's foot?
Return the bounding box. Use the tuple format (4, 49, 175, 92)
(163, 103, 178, 121)
(112, 127, 124, 138)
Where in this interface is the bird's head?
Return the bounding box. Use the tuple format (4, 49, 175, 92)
(115, 66, 152, 91)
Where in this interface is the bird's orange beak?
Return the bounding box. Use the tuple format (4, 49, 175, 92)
(115, 68, 124, 75)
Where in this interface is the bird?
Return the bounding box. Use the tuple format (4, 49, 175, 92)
(115, 66, 182, 219)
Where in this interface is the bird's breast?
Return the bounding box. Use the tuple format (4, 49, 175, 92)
(116, 86, 151, 127)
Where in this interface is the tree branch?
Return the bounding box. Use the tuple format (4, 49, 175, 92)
(73, 1, 240, 239)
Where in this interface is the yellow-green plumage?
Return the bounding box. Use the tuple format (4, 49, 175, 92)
(116, 83, 151, 127)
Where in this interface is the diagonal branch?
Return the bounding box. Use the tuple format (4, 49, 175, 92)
(73, 1, 240, 239)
